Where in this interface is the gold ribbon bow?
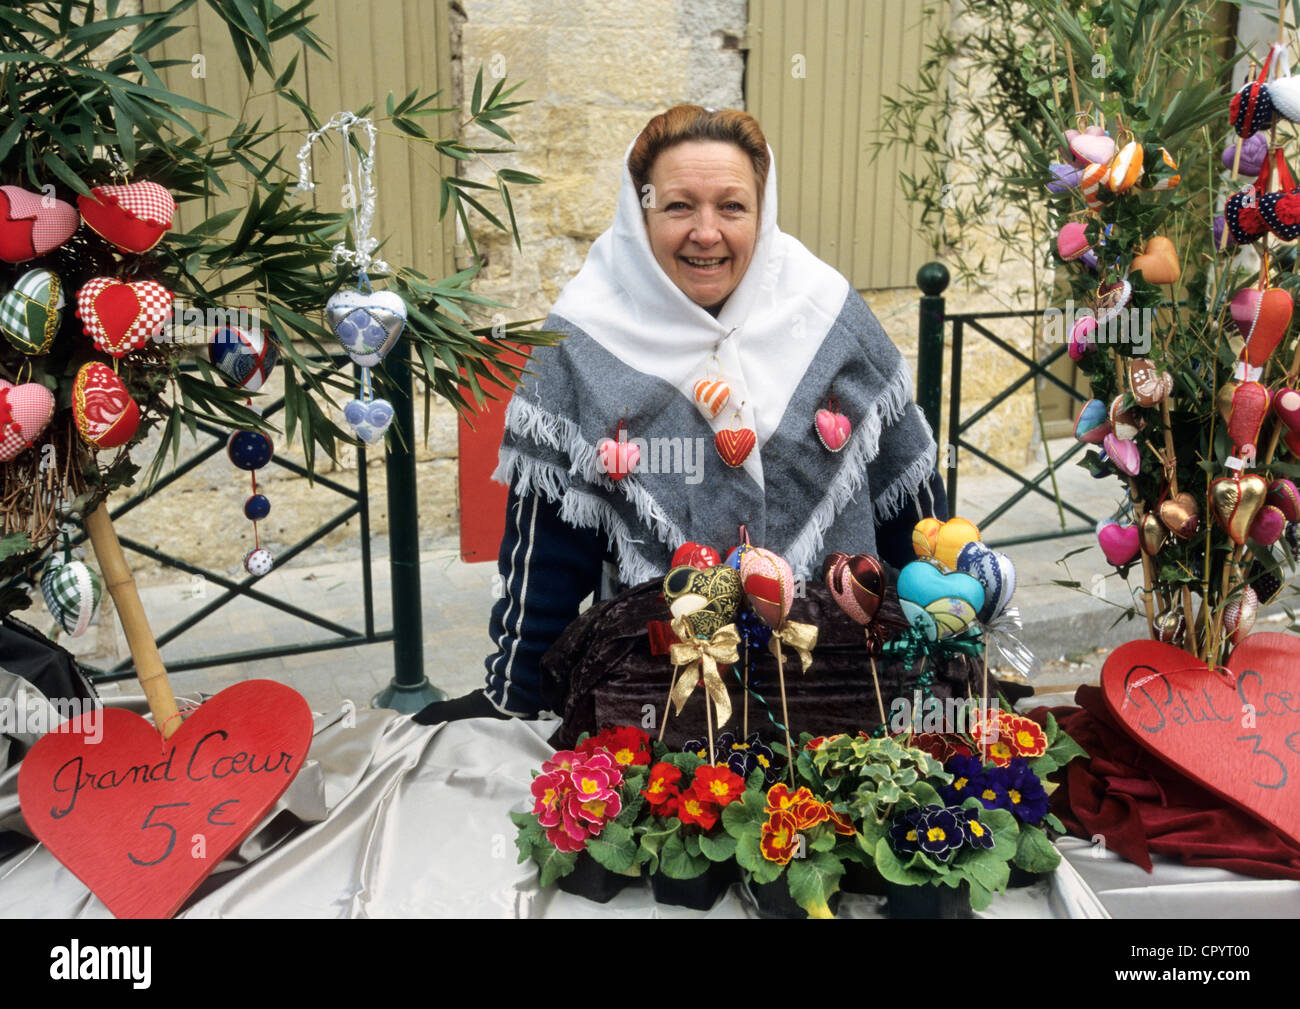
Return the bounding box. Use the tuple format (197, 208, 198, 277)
(768, 620, 819, 673)
(668, 618, 740, 727)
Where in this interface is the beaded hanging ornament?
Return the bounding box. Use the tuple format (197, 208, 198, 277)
(295, 113, 404, 445)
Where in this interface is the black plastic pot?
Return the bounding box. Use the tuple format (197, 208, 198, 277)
(840, 859, 888, 895)
(556, 852, 639, 904)
(650, 861, 736, 911)
(1007, 865, 1041, 888)
(744, 875, 844, 918)
(885, 881, 970, 919)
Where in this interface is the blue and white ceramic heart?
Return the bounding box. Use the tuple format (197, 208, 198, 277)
(325, 289, 407, 368)
(956, 542, 1016, 623)
(344, 397, 394, 444)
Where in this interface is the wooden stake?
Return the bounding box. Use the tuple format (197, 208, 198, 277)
(658, 664, 680, 743)
(774, 637, 795, 786)
(84, 502, 179, 739)
(867, 631, 886, 730)
(742, 639, 749, 738)
(705, 688, 715, 766)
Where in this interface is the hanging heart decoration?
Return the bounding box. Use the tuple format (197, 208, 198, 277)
(1223, 586, 1260, 646)
(1073, 398, 1110, 443)
(715, 413, 756, 468)
(324, 288, 407, 368)
(1069, 132, 1116, 165)
(662, 563, 743, 639)
(1227, 381, 1271, 454)
(911, 516, 981, 571)
(1267, 478, 1300, 521)
(1275, 387, 1300, 432)
(671, 542, 722, 570)
(1104, 140, 1144, 192)
(1222, 133, 1269, 176)
(1158, 492, 1200, 540)
(1130, 237, 1180, 286)
(896, 561, 983, 641)
(41, 553, 102, 638)
(692, 378, 730, 419)
(75, 277, 173, 357)
(1248, 504, 1287, 546)
(343, 397, 394, 445)
(1140, 146, 1180, 191)
(1098, 520, 1141, 567)
(1209, 474, 1269, 545)
(1102, 432, 1141, 476)
(1109, 397, 1144, 441)
(1224, 185, 1270, 245)
(1056, 221, 1090, 261)
(823, 551, 887, 626)
(1258, 150, 1300, 241)
(72, 362, 139, 450)
(1230, 77, 1279, 138)
(77, 180, 175, 254)
(814, 397, 852, 452)
(1079, 161, 1108, 211)
(0, 268, 64, 355)
(1095, 280, 1132, 325)
(955, 541, 1016, 623)
(1068, 316, 1096, 361)
(0, 185, 79, 263)
(596, 423, 639, 482)
(207, 322, 280, 393)
(0, 378, 56, 462)
(1268, 75, 1300, 123)
(1229, 286, 1293, 369)
(1129, 358, 1173, 407)
(1139, 512, 1167, 556)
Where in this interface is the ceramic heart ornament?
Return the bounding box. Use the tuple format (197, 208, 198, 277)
(663, 563, 743, 639)
(955, 541, 1015, 623)
(814, 403, 852, 452)
(325, 289, 407, 368)
(1098, 520, 1140, 567)
(1158, 492, 1200, 539)
(738, 547, 794, 629)
(18, 679, 313, 919)
(343, 397, 394, 445)
(72, 362, 139, 450)
(823, 551, 887, 626)
(596, 435, 639, 482)
(0, 378, 56, 461)
(896, 561, 983, 641)
(0, 185, 79, 262)
(75, 277, 173, 357)
(41, 554, 101, 638)
(1073, 398, 1110, 444)
(1210, 474, 1269, 546)
(207, 323, 280, 392)
(77, 181, 175, 254)
(1229, 287, 1293, 369)
(0, 268, 64, 355)
(1102, 635, 1300, 847)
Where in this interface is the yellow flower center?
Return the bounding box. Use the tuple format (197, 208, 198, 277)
(580, 778, 599, 795)
(1016, 730, 1037, 749)
(757, 755, 770, 768)
(970, 821, 985, 837)
(926, 827, 947, 843)
(906, 828, 918, 842)
(954, 776, 969, 791)
(647, 779, 665, 796)
(615, 747, 634, 764)
(991, 742, 1012, 759)
(982, 788, 998, 801)
(1009, 789, 1022, 805)
(582, 799, 607, 818)
(684, 798, 703, 817)
(710, 780, 730, 798)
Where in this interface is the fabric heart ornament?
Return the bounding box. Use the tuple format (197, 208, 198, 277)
(1230, 78, 1278, 138)
(1056, 221, 1090, 261)
(75, 277, 172, 357)
(72, 362, 139, 449)
(692, 378, 730, 419)
(1275, 387, 1300, 432)
(1108, 397, 1143, 441)
(822, 551, 887, 626)
(0, 185, 79, 262)
(1226, 381, 1270, 454)
(1104, 140, 1144, 192)
(1069, 132, 1116, 165)
(1139, 512, 1167, 557)
(911, 516, 980, 571)
(896, 561, 983, 641)
(1153, 611, 1185, 645)
(0, 378, 56, 462)
(1248, 504, 1287, 547)
(1079, 162, 1108, 211)
(1257, 151, 1300, 240)
(41, 554, 102, 637)
(1223, 133, 1269, 176)
(343, 397, 394, 445)
(715, 421, 756, 468)
(1249, 562, 1284, 605)
(77, 181, 175, 254)
(1140, 146, 1180, 191)
(814, 402, 852, 452)
(662, 563, 743, 639)
(1210, 474, 1269, 546)
(325, 289, 407, 368)
(1223, 587, 1260, 647)
(1267, 478, 1300, 522)
(1098, 520, 1141, 567)
(1224, 186, 1270, 245)
(1102, 433, 1140, 476)
(738, 547, 794, 629)
(17, 679, 313, 919)
(911, 517, 941, 560)
(955, 541, 1015, 623)
(0, 268, 64, 355)
(1128, 358, 1173, 408)
(671, 542, 722, 571)
(1158, 492, 1200, 539)
(1095, 281, 1132, 326)
(1229, 286, 1293, 369)
(1046, 163, 1082, 194)
(1068, 316, 1096, 361)
(596, 434, 639, 482)
(1268, 75, 1300, 123)
(207, 323, 280, 392)
(1130, 237, 1180, 286)
(1073, 398, 1110, 444)
(1102, 635, 1300, 847)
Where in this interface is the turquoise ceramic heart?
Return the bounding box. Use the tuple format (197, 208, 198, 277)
(1073, 398, 1110, 444)
(897, 561, 985, 615)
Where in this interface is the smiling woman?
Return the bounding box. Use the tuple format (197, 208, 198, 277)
(415, 105, 947, 725)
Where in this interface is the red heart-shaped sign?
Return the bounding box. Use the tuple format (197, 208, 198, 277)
(1101, 633, 1300, 847)
(18, 679, 313, 918)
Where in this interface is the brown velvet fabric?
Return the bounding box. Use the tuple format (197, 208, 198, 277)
(544, 578, 984, 750)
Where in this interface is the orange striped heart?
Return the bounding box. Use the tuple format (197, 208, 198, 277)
(692, 378, 731, 418)
(715, 426, 755, 467)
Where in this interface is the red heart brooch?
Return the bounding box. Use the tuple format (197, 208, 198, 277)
(1101, 634, 1300, 848)
(77, 181, 175, 254)
(0, 185, 80, 263)
(18, 679, 313, 918)
(75, 277, 173, 357)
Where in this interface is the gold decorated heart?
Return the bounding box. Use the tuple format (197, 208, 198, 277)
(1158, 492, 1200, 539)
(1209, 474, 1268, 546)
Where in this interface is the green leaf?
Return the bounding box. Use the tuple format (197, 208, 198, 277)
(586, 822, 637, 873)
(533, 845, 578, 889)
(699, 830, 738, 862)
(786, 851, 844, 918)
(873, 838, 934, 886)
(658, 829, 708, 879)
(1014, 823, 1062, 873)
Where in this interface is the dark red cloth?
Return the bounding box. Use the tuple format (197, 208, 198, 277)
(1037, 686, 1300, 881)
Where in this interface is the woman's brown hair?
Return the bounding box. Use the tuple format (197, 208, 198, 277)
(628, 105, 770, 206)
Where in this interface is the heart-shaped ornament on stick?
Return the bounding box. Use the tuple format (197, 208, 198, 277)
(739, 547, 794, 629)
(75, 277, 173, 357)
(663, 563, 743, 639)
(1210, 474, 1269, 545)
(1229, 287, 1293, 369)
(1098, 520, 1141, 566)
(17, 679, 313, 918)
(823, 552, 887, 626)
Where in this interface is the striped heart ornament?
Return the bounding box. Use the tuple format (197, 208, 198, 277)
(692, 378, 731, 419)
(715, 413, 755, 468)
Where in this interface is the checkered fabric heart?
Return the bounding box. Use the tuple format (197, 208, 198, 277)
(78, 181, 174, 254)
(0, 379, 56, 461)
(75, 277, 173, 357)
(0, 186, 80, 262)
(41, 555, 102, 638)
(89, 182, 175, 226)
(0, 269, 64, 354)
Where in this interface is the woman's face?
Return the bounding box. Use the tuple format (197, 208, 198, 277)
(644, 140, 760, 311)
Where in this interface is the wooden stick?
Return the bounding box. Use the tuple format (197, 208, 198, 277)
(867, 630, 886, 730)
(774, 634, 795, 786)
(1112, 352, 1158, 637)
(658, 664, 680, 743)
(84, 502, 179, 739)
(742, 639, 749, 738)
(1156, 333, 1198, 653)
(980, 644, 990, 763)
(1064, 42, 1081, 116)
(705, 688, 715, 766)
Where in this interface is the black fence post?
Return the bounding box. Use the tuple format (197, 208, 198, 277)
(373, 338, 444, 712)
(915, 261, 949, 452)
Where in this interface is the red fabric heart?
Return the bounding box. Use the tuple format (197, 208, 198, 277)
(75, 277, 173, 357)
(17, 679, 313, 918)
(0, 185, 80, 262)
(77, 181, 174, 254)
(714, 426, 755, 468)
(72, 362, 140, 449)
(1101, 633, 1300, 848)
